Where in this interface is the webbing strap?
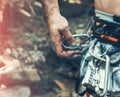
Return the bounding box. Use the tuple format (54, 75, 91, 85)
(90, 17, 120, 46)
(75, 78, 86, 96)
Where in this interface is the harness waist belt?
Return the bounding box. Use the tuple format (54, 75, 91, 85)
(95, 10, 120, 25)
(91, 10, 120, 46)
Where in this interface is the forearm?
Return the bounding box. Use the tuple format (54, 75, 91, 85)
(41, 0, 60, 19)
(41, 0, 75, 57)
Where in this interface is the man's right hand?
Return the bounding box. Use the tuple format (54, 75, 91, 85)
(48, 13, 75, 57)
(41, 0, 75, 57)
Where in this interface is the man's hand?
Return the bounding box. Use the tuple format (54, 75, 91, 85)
(41, 0, 75, 57)
(48, 14, 75, 57)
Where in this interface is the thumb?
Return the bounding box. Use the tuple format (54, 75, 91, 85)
(63, 29, 76, 46)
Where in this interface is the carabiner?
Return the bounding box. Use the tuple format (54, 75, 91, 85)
(62, 34, 90, 51)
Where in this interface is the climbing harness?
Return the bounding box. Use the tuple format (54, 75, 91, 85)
(63, 14, 120, 96)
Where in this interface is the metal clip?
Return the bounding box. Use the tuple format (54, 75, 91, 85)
(88, 39, 110, 96)
(62, 34, 90, 52)
(99, 55, 110, 97)
(89, 38, 120, 64)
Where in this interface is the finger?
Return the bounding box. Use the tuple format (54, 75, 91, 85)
(51, 31, 74, 57)
(56, 45, 74, 57)
(62, 27, 76, 45)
